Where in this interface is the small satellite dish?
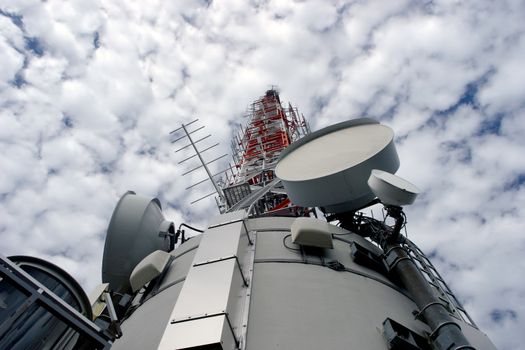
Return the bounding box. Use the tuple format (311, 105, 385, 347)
(275, 118, 400, 213)
(102, 191, 174, 293)
(367, 169, 420, 207)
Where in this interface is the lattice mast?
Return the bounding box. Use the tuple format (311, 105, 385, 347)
(232, 89, 308, 185)
(222, 89, 310, 214)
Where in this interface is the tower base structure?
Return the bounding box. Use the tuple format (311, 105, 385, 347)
(110, 213, 496, 350)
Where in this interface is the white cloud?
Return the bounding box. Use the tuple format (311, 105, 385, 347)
(0, 34, 24, 83)
(0, 1, 524, 348)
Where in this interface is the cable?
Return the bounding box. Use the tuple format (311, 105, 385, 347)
(178, 223, 204, 233)
(330, 231, 352, 236)
(174, 223, 204, 246)
(326, 260, 345, 271)
(282, 234, 301, 251)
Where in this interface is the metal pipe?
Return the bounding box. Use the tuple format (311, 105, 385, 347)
(190, 191, 217, 204)
(178, 142, 219, 164)
(384, 241, 475, 350)
(171, 125, 205, 143)
(174, 134, 211, 153)
(169, 118, 198, 134)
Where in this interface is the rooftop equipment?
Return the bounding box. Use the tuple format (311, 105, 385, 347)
(275, 118, 399, 213)
(102, 191, 174, 294)
(0, 255, 113, 349)
(1, 89, 497, 350)
(368, 169, 420, 207)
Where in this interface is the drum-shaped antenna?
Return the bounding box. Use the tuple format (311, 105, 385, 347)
(275, 118, 400, 213)
(367, 169, 420, 207)
(102, 191, 173, 293)
(5, 256, 93, 350)
(9, 255, 93, 318)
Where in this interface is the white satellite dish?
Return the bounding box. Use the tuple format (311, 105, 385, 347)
(275, 118, 400, 213)
(367, 169, 420, 207)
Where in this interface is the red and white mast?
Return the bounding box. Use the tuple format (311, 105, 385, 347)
(222, 88, 310, 214)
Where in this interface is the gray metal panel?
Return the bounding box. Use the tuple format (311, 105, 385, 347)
(111, 282, 184, 350)
(193, 221, 245, 265)
(246, 263, 428, 350)
(157, 258, 244, 349)
(254, 230, 321, 265)
(171, 258, 241, 319)
(111, 237, 204, 349)
(159, 314, 236, 350)
(172, 235, 202, 258)
(246, 216, 359, 237)
(248, 215, 383, 261)
(157, 244, 199, 291)
(254, 232, 400, 290)
(158, 215, 251, 349)
(245, 216, 296, 232)
(243, 216, 496, 350)
(253, 227, 392, 287)
(208, 210, 247, 228)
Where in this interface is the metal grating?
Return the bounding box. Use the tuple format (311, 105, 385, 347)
(223, 183, 252, 207)
(403, 240, 477, 328)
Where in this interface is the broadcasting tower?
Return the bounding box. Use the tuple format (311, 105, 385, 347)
(221, 88, 310, 215)
(0, 89, 497, 350)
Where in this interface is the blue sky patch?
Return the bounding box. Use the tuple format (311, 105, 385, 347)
(0, 9, 24, 29)
(490, 309, 518, 323)
(62, 115, 74, 128)
(503, 173, 525, 191)
(25, 37, 45, 56)
(93, 32, 101, 49)
(477, 113, 504, 136)
(440, 140, 472, 163)
(11, 71, 26, 88)
(431, 69, 495, 128)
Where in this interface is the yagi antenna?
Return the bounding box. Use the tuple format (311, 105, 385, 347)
(169, 119, 231, 210)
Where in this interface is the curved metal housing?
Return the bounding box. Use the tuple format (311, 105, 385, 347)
(109, 215, 496, 350)
(0, 255, 109, 350)
(102, 191, 173, 293)
(8, 255, 93, 319)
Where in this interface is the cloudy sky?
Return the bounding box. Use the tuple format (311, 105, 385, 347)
(1, 0, 523, 348)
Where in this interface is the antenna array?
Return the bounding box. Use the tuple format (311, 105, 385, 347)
(222, 89, 310, 215)
(169, 89, 310, 216)
(169, 119, 234, 210)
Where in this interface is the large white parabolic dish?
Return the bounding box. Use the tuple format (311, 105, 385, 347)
(275, 118, 400, 213)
